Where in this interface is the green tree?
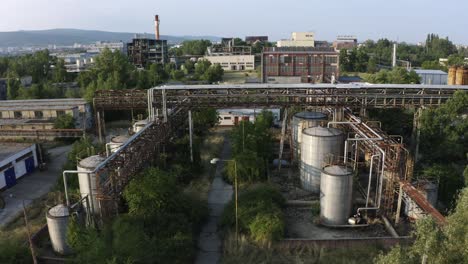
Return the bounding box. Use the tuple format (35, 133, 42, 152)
(179, 40, 212, 55)
(202, 64, 224, 83)
(54, 114, 75, 129)
(53, 58, 68, 83)
(171, 69, 185, 81)
(194, 59, 212, 78)
(375, 188, 468, 264)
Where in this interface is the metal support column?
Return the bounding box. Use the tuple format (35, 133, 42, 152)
(162, 89, 168, 123)
(277, 108, 288, 172)
(97, 111, 103, 143)
(395, 183, 403, 225)
(411, 108, 422, 162)
(188, 110, 194, 163)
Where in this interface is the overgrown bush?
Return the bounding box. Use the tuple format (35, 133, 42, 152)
(221, 184, 285, 244)
(68, 167, 208, 263)
(0, 240, 31, 264)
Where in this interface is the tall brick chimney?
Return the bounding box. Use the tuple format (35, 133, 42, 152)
(155, 15, 160, 40)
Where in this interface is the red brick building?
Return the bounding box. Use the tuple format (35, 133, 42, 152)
(261, 47, 339, 84)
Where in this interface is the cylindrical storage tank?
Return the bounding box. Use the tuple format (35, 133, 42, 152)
(463, 68, 468, 85)
(133, 119, 149, 133)
(109, 135, 129, 154)
(455, 67, 464, 85)
(448, 67, 457, 85)
(77, 155, 105, 215)
(46, 204, 71, 255)
(300, 127, 344, 193)
(320, 165, 354, 225)
(291, 112, 327, 161)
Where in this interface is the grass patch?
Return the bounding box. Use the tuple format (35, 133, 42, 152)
(222, 232, 383, 264)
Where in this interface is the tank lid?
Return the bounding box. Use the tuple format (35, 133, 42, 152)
(323, 165, 353, 176)
(303, 126, 343, 137)
(294, 112, 327, 120)
(111, 135, 129, 143)
(79, 155, 105, 169)
(48, 204, 70, 218)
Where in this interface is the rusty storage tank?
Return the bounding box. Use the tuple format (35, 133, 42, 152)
(448, 67, 457, 85)
(77, 155, 106, 215)
(463, 67, 468, 85)
(455, 67, 465, 85)
(300, 127, 344, 193)
(133, 119, 149, 133)
(291, 112, 327, 161)
(46, 204, 72, 255)
(320, 165, 354, 225)
(109, 135, 129, 154)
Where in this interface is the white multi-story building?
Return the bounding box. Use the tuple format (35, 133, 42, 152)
(277, 32, 315, 48)
(203, 55, 255, 71)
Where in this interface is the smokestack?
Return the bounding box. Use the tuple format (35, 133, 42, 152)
(392, 43, 397, 68)
(155, 15, 160, 40)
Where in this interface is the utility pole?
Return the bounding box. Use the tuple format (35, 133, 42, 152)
(23, 201, 38, 264)
(278, 108, 288, 173)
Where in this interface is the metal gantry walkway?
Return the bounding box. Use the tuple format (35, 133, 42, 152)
(94, 83, 467, 111)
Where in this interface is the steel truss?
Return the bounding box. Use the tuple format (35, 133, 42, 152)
(91, 107, 188, 219)
(93, 84, 466, 111)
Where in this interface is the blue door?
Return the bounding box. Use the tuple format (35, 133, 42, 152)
(4, 167, 16, 188)
(25, 157, 35, 174)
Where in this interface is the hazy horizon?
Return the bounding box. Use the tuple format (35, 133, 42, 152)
(2, 0, 467, 44)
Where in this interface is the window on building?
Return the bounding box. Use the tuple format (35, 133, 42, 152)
(223, 116, 232, 120)
(14, 111, 22, 118)
(56, 110, 66, 117)
(34, 111, 43, 119)
(0, 112, 2, 118)
(295, 56, 307, 64)
(280, 55, 292, 64)
(325, 56, 338, 64)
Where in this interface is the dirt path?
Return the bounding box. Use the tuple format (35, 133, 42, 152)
(195, 136, 233, 264)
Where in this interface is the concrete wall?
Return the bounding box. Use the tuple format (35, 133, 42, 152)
(0, 144, 38, 189)
(277, 32, 315, 47)
(204, 55, 255, 71)
(0, 109, 76, 119)
(0, 123, 55, 130)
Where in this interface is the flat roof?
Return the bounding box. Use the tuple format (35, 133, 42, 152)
(0, 143, 33, 161)
(0, 105, 78, 111)
(0, 98, 87, 108)
(0, 119, 54, 125)
(414, 69, 448, 75)
(154, 83, 468, 91)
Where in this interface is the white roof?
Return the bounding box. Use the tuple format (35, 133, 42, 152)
(413, 69, 448, 75)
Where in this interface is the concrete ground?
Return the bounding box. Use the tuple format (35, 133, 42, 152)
(195, 137, 233, 264)
(0, 145, 72, 227)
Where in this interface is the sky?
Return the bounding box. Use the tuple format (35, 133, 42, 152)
(1, 0, 467, 44)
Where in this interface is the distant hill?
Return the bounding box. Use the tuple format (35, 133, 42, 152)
(0, 28, 220, 47)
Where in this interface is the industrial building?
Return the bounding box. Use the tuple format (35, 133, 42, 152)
(261, 47, 340, 83)
(414, 69, 448, 85)
(217, 109, 280, 126)
(277, 32, 315, 47)
(205, 37, 254, 71)
(245, 36, 269, 44)
(0, 143, 38, 189)
(0, 79, 6, 100)
(127, 37, 168, 68)
(127, 15, 168, 68)
(204, 55, 255, 71)
(333, 36, 358, 50)
(0, 98, 92, 130)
